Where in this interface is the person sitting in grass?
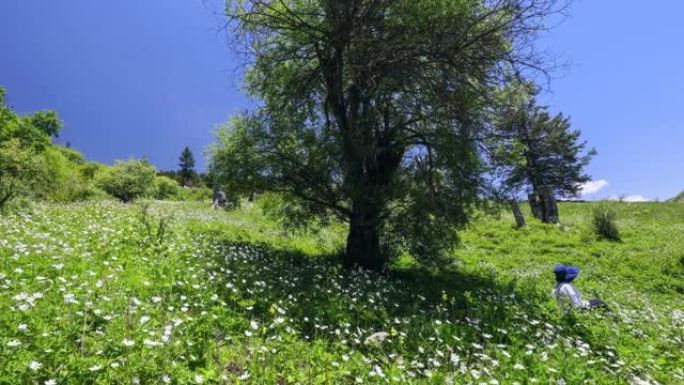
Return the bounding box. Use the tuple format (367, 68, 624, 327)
(552, 265, 609, 311)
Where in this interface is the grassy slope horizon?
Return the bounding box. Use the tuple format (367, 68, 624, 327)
(0, 199, 682, 384)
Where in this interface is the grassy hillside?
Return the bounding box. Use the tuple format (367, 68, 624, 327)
(669, 191, 684, 203)
(0, 200, 682, 384)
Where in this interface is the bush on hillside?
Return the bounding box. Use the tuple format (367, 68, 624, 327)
(36, 146, 104, 202)
(592, 205, 621, 241)
(175, 186, 213, 202)
(96, 158, 157, 202)
(78, 161, 104, 180)
(256, 192, 320, 230)
(0, 138, 46, 213)
(56, 145, 86, 164)
(155, 176, 180, 200)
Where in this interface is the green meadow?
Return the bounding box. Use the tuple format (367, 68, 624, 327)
(1, 200, 681, 384)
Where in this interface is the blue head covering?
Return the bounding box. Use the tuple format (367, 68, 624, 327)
(554, 265, 580, 282)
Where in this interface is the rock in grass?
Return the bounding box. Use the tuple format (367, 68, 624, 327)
(364, 331, 390, 346)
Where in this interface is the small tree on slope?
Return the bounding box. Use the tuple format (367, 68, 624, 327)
(491, 85, 595, 223)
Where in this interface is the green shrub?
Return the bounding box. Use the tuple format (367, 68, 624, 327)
(592, 204, 621, 241)
(95, 158, 158, 202)
(55, 145, 85, 164)
(0, 138, 45, 212)
(256, 192, 319, 229)
(78, 161, 104, 180)
(38, 147, 97, 202)
(175, 186, 213, 202)
(0, 87, 105, 207)
(155, 175, 180, 200)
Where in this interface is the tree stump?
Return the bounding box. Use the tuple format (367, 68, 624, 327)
(212, 187, 227, 209)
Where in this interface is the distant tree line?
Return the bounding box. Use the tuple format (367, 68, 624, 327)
(0, 86, 213, 211)
(157, 146, 219, 191)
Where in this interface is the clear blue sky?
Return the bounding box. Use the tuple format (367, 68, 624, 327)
(1, 1, 682, 200)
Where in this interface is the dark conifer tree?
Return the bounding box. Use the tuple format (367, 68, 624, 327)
(492, 87, 596, 222)
(178, 146, 195, 187)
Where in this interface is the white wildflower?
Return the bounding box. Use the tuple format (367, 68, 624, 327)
(450, 354, 460, 365)
(63, 293, 77, 304)
(143, 339, 162, 347)
(369, 365, 385, 378)
(28, 360, 42, 371)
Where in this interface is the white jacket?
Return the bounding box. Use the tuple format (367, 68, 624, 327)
(552, 282, 589, 309)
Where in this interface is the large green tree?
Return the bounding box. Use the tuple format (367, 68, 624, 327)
(211, 0, 564, 270)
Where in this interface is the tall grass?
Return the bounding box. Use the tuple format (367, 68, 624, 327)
(591, 204, 621, 241)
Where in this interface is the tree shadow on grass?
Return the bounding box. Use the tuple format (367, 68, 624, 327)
(206, 238, 599, 361)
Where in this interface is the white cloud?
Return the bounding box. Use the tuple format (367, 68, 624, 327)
(608, 194, 651, 202)
(580, 179, 609, 196)
(622, 194, 650, 202)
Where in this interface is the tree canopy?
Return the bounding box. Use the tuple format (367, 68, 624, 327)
(491, 85, 595, 200)
(210, 0, 567, 270)
(0, 87, 62, 151)
(0, 86, 66, 211)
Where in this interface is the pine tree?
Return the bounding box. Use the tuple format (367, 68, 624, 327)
(492, 87, 596, 222)
(178, 146, 195, 187)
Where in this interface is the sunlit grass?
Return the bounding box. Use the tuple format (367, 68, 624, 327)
(0, 200, 681, 384)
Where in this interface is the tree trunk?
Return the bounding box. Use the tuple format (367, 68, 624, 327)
(539, 186, 559, 224)
(345, 200, 384, 271)
(528, 192, 542, 219)
(510, 200, 526, 228)
(529, 186, 559, 224)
